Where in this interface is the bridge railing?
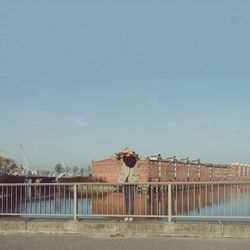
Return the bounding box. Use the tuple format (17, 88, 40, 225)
(1, 182, 250, 221)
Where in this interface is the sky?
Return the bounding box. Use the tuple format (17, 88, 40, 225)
(1, 0, 250, 170)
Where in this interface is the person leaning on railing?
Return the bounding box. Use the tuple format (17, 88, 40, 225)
(114, 147, 145, 222)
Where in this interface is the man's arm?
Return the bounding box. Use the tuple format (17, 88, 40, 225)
(137, 156, 147, 167)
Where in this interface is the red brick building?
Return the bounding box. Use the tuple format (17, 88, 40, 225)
(92, 156, 249, 182)
(92, 157, 149, 182)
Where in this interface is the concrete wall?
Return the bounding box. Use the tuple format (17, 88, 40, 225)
(1, 218, 250, 238)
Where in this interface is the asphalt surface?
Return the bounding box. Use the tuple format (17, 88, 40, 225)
(1, 233, 250, 250)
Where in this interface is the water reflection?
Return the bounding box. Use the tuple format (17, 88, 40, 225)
(91, 184, 250, 217)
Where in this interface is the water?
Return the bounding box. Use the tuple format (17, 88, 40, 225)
(20, 195, 92, 216)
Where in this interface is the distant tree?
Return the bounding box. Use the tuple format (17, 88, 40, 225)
(0, 156, 19, 175)
(65, 165, 71, 176)
(80, 167, 85, 176)
(72, 166, 78, 176)
(54, 162, 65, 175)
(86, 165, 92, 175)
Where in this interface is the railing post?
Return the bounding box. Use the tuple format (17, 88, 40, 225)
(73, 184, 78, 221)
(168, 183, 172, 222)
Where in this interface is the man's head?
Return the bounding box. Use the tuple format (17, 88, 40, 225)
(116, 147, 138, 158)
(116, 147, 139, 167)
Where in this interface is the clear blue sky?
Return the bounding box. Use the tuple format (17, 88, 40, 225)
(1, 0, 250, 169)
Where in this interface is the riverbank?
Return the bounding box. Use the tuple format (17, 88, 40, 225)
(0, 175, 105, 184)
(0, 175, 26, 183)
(1, 217, 250, 238)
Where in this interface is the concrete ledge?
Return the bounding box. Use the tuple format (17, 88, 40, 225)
(173, 220, 223, 237)
(1, 217, 250, 238)
(222, 221, 250, 238)
(0, 217, 27, 233)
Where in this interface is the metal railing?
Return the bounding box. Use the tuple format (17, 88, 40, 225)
(1, 182, 250, 221)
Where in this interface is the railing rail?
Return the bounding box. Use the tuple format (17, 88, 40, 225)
(1, 181, 250, 221)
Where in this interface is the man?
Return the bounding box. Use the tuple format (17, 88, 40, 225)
(115, 147, 145, 222)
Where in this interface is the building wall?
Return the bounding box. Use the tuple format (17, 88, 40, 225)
(92, 157, 149, 182)
(92, 158, 119, 182)
(92, 158, 250, 182)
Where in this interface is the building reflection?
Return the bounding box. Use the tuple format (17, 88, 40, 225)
(91, 185, 250, 216)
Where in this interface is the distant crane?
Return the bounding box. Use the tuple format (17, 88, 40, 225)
(20, 145, 30, 176)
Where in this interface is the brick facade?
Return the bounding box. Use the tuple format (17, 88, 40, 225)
(92, 157, 250, 182)
(92, 157, 149, 182)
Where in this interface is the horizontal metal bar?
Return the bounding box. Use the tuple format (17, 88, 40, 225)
(1, 212, 250, 219)
(173, 215, 250, 219)
(0, 213, 74, 217)
(1, 181, 250, 186)
(73, 214, 170, 218)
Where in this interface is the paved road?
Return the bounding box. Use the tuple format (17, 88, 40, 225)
(1, 233, 250, 250)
